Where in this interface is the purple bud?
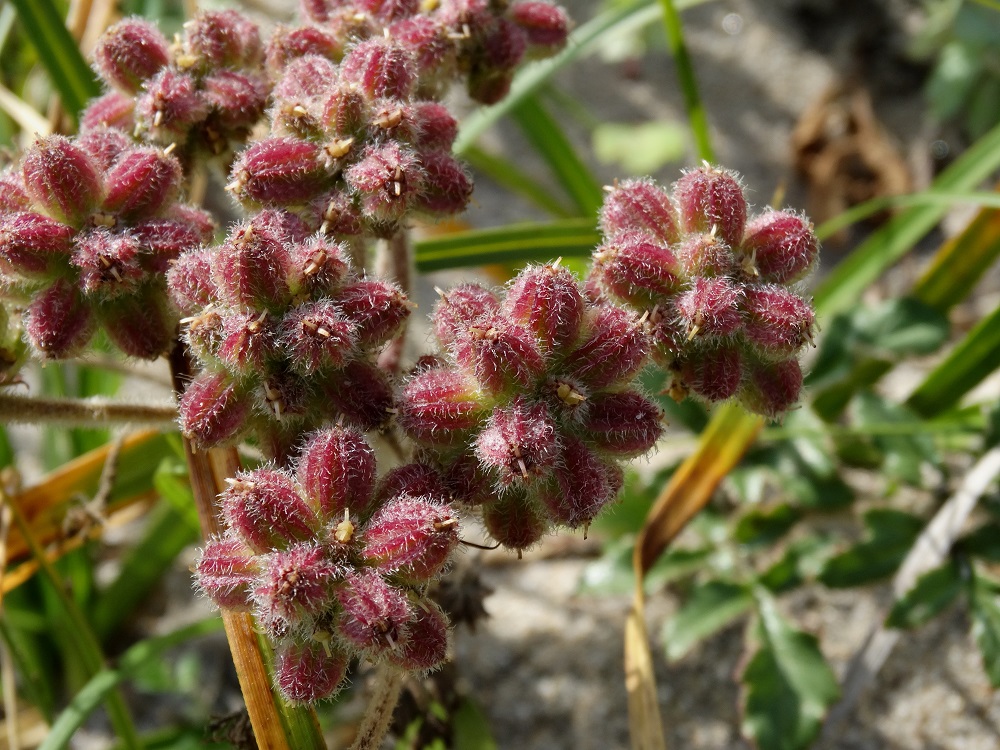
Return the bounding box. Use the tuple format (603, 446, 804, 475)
(22, 136, 102, 225)
(475, 398, 560, 486)
(24, 279, 94, 358)
(673, 166, 747, 248)
(103, 147, 182, 220)
(390, 600, 450, 671)
(678, 345, 742, 402)
(178, 369, 250, 447)
(132, 215, 212, 274)
(410, 102, 459, 150)
(674, 277, 743, 339)
(275, 637, 349, 703)
(675, 233, 736, 278)
(266, 26, 343, 74)
(340, 38, 415, 101)
(135, 70, 209, 142)
(99, 291, 177, 358)
(228, 137, 331, 207)
(560, 305, 648, 388)
(182, 10, 263, 71)
(502, 263, 584, 351)
(255, 543, 340, 632)
(0, 212, 75, 277)
(453, 314, 545, 394)
(167, 247, 216, 314)
(345, 142, 423, 224)
(483, 489, 547, 551)
(296, 426, 377, 520)
(80, 91, 136, 133)
(362, 496, 460, 582)
(590, 231, 682, 308)
(0, 170, 30, 212)
(432, 284, 499, 349)
(221, 469, 320, 553)
(72, 230, 144, 297)
(542, 438, 622, 527)
(214, 218, 292, 310)
(509, 1, 570, 50)
(738, 358, 803, 419)
(285, 234, 352, 296)
(357, 0, 420, 24)
(413, 151, 472, 217)
(216, 310, 279, 370)
(398, 366, 487, 446)
(280, 300, 357, 374)
(336, 570, 414, 653)
(93, 18, 170, 93)
(742, 285, 814, 358)
(202, 70, 268, 130)
(581, 390, 663, 456)
(740, 210, 818, 284)
(76, 127, 132, 171)
(374, 463, 449, 506)
(194, 536, 257, 609)
(337, 279, 410, 349)
(318, 360, 396, 430)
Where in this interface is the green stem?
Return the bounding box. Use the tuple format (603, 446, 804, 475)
(2, 489, 142, 749)
(657, 0, 714, 162)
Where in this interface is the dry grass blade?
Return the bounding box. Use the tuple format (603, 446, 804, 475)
(624, 404, 763, 749)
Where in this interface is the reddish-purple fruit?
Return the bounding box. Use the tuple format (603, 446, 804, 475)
(599, 178, 679, 244)
(361, 496, 460, 582)
(195, 537, 257, 610)
(275, 637, 349, 703)
(93, 18, 171, 93)
(673, 165, 747, 248)
(296, 426, 377, 520)
(221, 469, 320, 553)
(21, 136, 102, 224)
(740, 210, 818, 284)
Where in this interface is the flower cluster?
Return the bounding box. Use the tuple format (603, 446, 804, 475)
(0, 131, 212, 359)
(194, 426, 460, 703)
(296, 0, 571, 104)
(168, 208, 409, 458)
(589, 166, 819, 418)
(87, 11, 269, 163)
(398, 262, 663, 551)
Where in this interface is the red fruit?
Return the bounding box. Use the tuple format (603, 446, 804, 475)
(320, 84, 369, 140)
(228, 137, 331, 207)
(398, 366, 487, 446)
(221, 469, 320, 553)
(502, 263, 584, 351)
(581, 391, 663, 457)
(194, 536, 257, 609)
(345, 142, 423, 224)
(214, 217, 292, 310)
(275, 637, 349, 703)
(357, 0, 420, 24)
(340, 38, 415, 101)
(482, 489, 548, 551)
(182, 10, 263, 70)
(135, 70, 209, 142)
(738, 357, 803, 419)
(76, 128, 131, 171)
(280, 300, 358, 374)
(93, 18, 171, 93)
(374, 463, 449, 506)
(453, 314, 545, 394)
(131, 216, 211, 273)
(542, 438, 622, 527)
(24, 279, 94, 358)
(167, 247, 216, 314)
(72, 230, 145, 297)
(414, 150, 473, 217)
(740, 210, 818, 284)
(431, 284, 499, 349)
(103, 148, 182, 219)
(255, 543, 340, 631)
(216, 310, 279, 370)
(80, 91, 136, 132)
(285, 234, 352, 297)
(591, 231, 682, 308)
(474, 398, 560, 486)
(202, 70, 269, 129)
(678, 345, 742, 402)
(335, 570, 414, 653)
(178, 369, 251, 447)
(0, 170, 30, 212)
(320, 359, 396, 430)
(410, 102, 459, 150)
(22, 136, 102, 225)
(0, 212, 75, 277)
(674, 277, 743, 339)
(675, 233, 736, 278)
(266, 25, 344, 73)
(296, 426, 377, 520)
(599, 178, 679, 244)
(742, 285, 815, 358)
(310, 191, 365, 237)
(362, 496, 460, 582)
(560, 304, 649, 389)
(390, 600, 450, 671)
(337, 279, 411, 349)
(673, 166, 747, 248)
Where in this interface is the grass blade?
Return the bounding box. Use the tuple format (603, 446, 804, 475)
(8, 0, 100, 120)
(463, 144, 575, 217)
(510, 95, 603, 216)
(414, 218, 599, 271)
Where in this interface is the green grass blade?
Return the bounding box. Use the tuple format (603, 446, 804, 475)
(510, 95, 604, 217)
(814, 119, 1000, 319)
(40, 619, 224, 750)
(657, 0, 714, 162)
(454, 0, 665, 153)
(464, 144, 575, 217)
(414, 219, 599, 271)
(906, 303, 1000, 418)
(8, 0, 100, 120)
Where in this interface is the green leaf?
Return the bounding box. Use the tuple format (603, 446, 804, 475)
(907, 302, 1000, 418)
(413, 219, 599, 271)
(511, 95, 603, 216)
(970, 571, 1000, 687)
(853, 297, 950, 357)
(885, 562, 963, 629)
(813, 118, 1000, 320)
(662, 579, 753, 660)
(740, 593, 839, 750)
(851, 391, 937, 486)
(956, 522, 1000, 562)
(8, 0, 100, 119)
(818, 509, 925, 588)
(40, 618, 224, 750)
(758, 535, 834, 594)
(593, 121, 686, 174)
(733, 504, 802, 547)
(578, 536, 712, 595)
(463, 144, 574, 217)
(452, 696, 499, 750)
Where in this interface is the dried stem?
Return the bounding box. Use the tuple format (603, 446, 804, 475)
(350, 666, 406, 750)
(0, 392, 176, 427)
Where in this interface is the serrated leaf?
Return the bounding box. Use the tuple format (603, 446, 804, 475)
(663, 580, 753, 660)
(740, 594, 839, 750)
(733, 504, 802, 547)
(885, 562, 963, 629)
(818, 509, 925, 588)
(969, 572, 1000, 686)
